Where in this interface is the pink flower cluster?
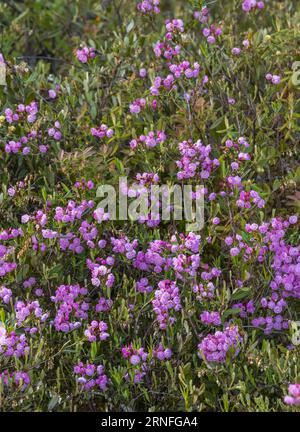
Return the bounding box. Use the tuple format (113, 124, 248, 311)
(198, 326, 242, 363)
(55, 199, 94, 224)
(50, 284, 90, 332)
(0, 329, 29, 358)
(87, 257, 115, 288)
(7, 180, 25, 198)
(233, 300, 255, 318)
(176, 139, 220, 180)
(152, 17, 184, 62)
(122, 344, 149, 365)
(84, 320, 110, 342)
(154, 40, 181, 60)
(203, 25, 222, 45)
(152, 279, 181, 329)
(200, 311, 221, 326)
(169, 61, 200, 79)
(74, 362, 108, 391)
(242, 0, 265, 12)
(0, 261, 17, 278)
(136, 277, 153, 293)
(284, 384, 300, 406)
(236, 189, 265, 209)
(129, 130, 166, 149)
(193, 6, 210, 24)
(15, 299, 49, 328)
(91, 124, 114, 139)
(251, 217, 299, 333)
(152, 344, 173, 360)
(23, 277, 36, 289)
(121, 345, 149, 383)
(2, 103, 64, 155)
(111, 236, 138, 259)
(92, 207, 110, 224)
(0, 286, 12, 304)
(48, 121, 62, 141)
(0, 228, 23, 241)
(0, 370, 30, 391)
(266, 73, 281, 85)
(76, 46, 95, 63)
(193, 267, 221, 301)
(95, 297, 113, 312)
(137, 0, 160, 14)
(5, 133, 38, 155)
(74, 179, 94, 190)
(129, 97, 146, 114)
(4, 102, 38, 124)
(165, 19, 184, 39)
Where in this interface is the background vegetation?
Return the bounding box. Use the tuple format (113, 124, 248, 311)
(0, 0, 299, 412)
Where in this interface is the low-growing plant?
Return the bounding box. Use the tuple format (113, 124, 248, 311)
(0, 0, 299, 412)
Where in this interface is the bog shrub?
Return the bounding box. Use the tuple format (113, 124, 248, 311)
(0, 0, 299, 412)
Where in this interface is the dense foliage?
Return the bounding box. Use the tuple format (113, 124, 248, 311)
(0, 0, 299, 412)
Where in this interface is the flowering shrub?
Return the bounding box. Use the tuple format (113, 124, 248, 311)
(284, 384, 300, 406)
(0, 0, 299, 412)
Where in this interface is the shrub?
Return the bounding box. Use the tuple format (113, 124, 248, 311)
(0, 0, 299, 412)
